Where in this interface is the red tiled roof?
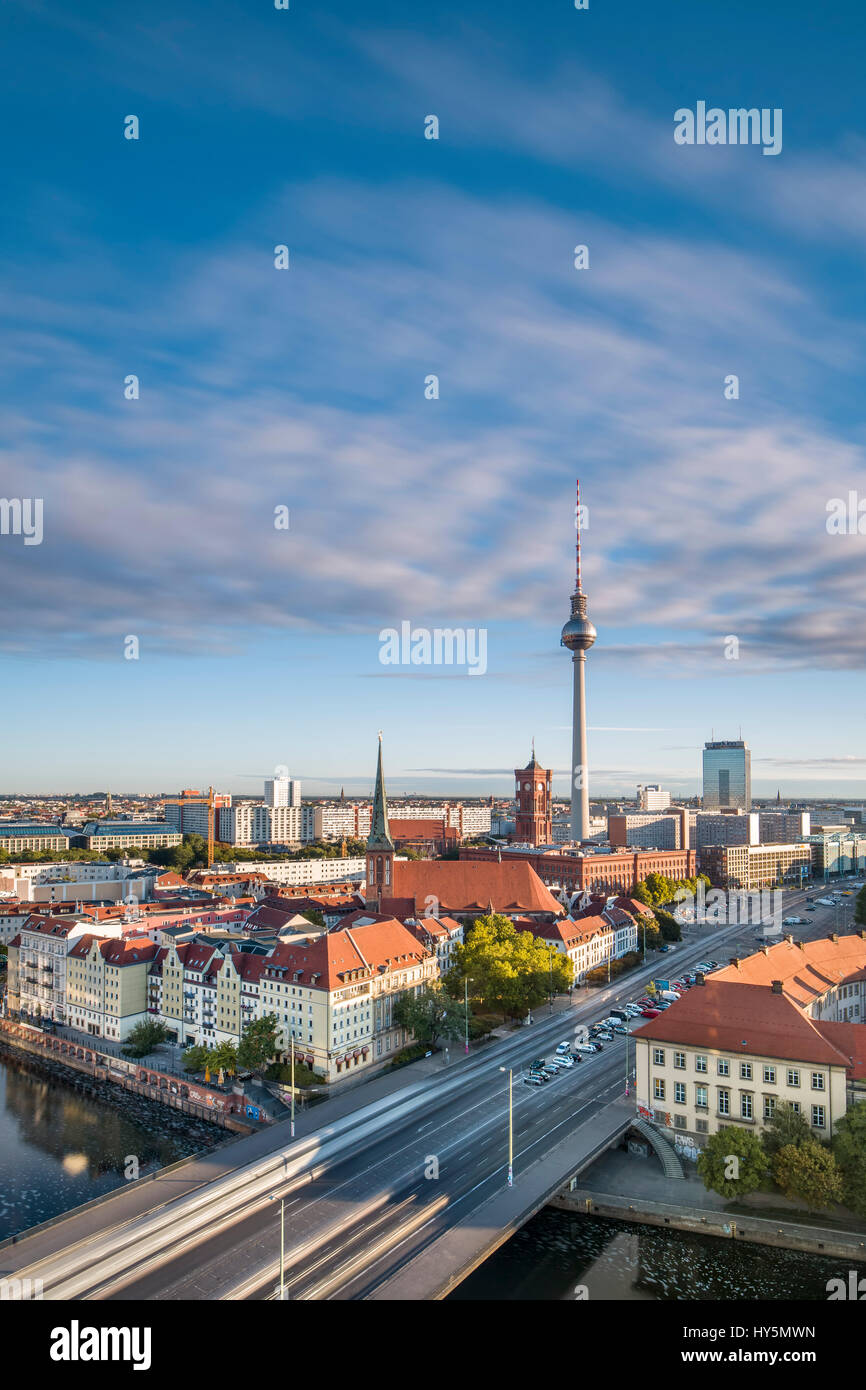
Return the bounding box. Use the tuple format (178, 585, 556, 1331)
(714, 934, 866, 1008)
(390, 861, 563, 916)
(259, 917, 431, 990)
(632, 979, 853, 1068)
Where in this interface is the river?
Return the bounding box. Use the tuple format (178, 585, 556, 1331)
(0, 1048, 220, 1241)
(449, 1207, 848, 1301)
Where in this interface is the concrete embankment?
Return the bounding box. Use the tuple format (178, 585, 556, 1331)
(552, 1188, 866, 1262)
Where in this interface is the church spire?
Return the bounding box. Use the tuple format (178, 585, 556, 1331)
(367, 731, 394, 851)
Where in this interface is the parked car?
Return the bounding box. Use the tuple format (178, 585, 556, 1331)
(640, 1008, 661, 1018)
(612, 1024, 630, 1035)
(590, 1041, 605, 1052)
(594, 1030, 614, 1041)
(573, 1044, 596, 1055)
(568, 1052, 585, 1064)
(523, 1075, 544, 1087)
(555, 1055, 575, 1068)
(556, 1041, 571, 1054)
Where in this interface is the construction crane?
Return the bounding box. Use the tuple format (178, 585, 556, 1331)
(163, 786, 216, 868)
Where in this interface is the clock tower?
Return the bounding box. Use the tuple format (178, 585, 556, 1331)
(514, 743, 552, 845)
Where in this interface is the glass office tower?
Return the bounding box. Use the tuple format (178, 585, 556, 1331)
(702, 740, 751, 810)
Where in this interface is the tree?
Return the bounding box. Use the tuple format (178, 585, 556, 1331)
(393, 984, 466, 1049)
(654, 908, 682, 942)
(238, 1014, 280, 1076)
(300, 909, 326, 928)
(832, 1101, 866, 1216)
(696, 1127, 770, 1198)
(211, 1040, 238, 1075)
(854, 885, 866, 927)
(182, 1045, 211, 1073)
(121, 1019, 169, 1059)
(447, 914, 572, 1019)
(762, 1101, 812, 1159)
(774, 1141, 843, 1209)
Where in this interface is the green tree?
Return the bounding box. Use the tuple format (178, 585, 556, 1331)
(832, 1101, 866, 1215)
(181, 1045, 211, 1073)
(697, 1127, 770, 1198)
(774, 1141, 843, 1209)
(238, 1014, 280, 1076)
(211, 1040, 239, 1075)
(854, 885, 866, 927)
(447, 914, 572, 1019)
(300, 909, 326, 928)
(392, 983, 466, 1049)
(121, 1019, 170, 1059)
(762, 1100, 812, 1159)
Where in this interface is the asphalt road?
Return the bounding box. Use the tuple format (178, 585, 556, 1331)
(99, 883, 860, 1302)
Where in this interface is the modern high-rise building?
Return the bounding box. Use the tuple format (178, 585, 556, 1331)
(561, 480, 596, 842)
(265, 776, 301, 808)
(637, 784, 668, 811)
(702, 739, 751, 811)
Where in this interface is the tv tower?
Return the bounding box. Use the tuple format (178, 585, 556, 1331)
(561, 479, 597, 843)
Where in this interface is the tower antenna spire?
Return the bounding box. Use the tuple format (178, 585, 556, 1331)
(575, 478, 582, 592)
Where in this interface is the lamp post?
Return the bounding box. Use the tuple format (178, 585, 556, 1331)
(290, 1033, 295, 1139)
(499, 1066, 513, 1187)
(269, 1192, 288, 1300)
(464, 976, 473, 1053)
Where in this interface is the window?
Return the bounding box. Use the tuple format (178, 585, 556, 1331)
(811, 1105, 826, 1129)
(763, 1065, 776, 1085)
(740, 1061, 752, 1080)
(695, 1084, 708, 1110)
(717, 1057, 729, 1076)
(695, 1055, 707, 1073)
(674, 1082, 686, 1105)
(674, 1113, 687, 1130)
(740, 1093, 753, 1120)
(811, 1072, 825, 1091)
(790, 1101, 801, 1115)
(674, 1051, 686, 1070)
(695, 1117, 709, 1134)
(653, 1078, 665, 1100)
(787, 1068, 800, 1088)
(718, 1089, 730, 1116)
(764, 1095, 776, 1120)
(653, 1048, 665, 1066)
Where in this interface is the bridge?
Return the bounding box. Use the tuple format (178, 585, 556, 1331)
(1, 921, 748, 1301)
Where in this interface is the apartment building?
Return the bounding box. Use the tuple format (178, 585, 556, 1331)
(302, 801, 492, 844)
(634, 934, 866, 1147)
(637, 785, 669, 811)
(460, 846, 697, 896)
(608, 813, 681, 850)
(807, 832, 866, 878)
(405, 915, 464, 972)
(66, 935, 158, 1040)
(8, 914, 123, 1023)
(217, 857, 366, 887)
(146, 916, 439, 1082)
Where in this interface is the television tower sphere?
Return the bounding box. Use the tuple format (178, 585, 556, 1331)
(561, 610, 597, 652)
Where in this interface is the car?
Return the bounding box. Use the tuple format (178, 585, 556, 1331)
(641, 1008, 661, 1018)
(555, 1055, 575, 1068)
(595, 1030, 614, 1041)
(573, 1043, 596, 1055)
(556, 1041, 571, 1053)
(590, 1041, 604, 1052)
(625, 1005, 643, 1017)
(523, 1075, 544, 1087)
(654, 1001, 671, 1010)
(612, 1024, 630, 1035)
(530, 1058, 546, 1070)
(568, 1052, 584, 1064)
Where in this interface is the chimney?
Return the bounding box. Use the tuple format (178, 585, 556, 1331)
(784, 933, 793, 944)
(731, 957, 741, 970)
(761, 945, 769, 955)
(860, 929, 866, 940)
(771, 980, 783, 994)
(798, 939, 807, 950)
(695, 971, 705, 986)
(830, 933, 838, 943)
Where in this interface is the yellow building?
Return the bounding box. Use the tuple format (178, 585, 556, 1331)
(634, 932, 866, 1148)
(66, 935, 158, 1041)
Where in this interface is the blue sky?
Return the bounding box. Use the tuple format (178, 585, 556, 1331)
(1, 0, 865, 798)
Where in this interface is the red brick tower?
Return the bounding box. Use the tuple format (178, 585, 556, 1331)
(514, 743, 553, 845)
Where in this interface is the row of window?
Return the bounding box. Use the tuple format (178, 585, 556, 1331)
(652, 1048, 825, 1089)
(652, 1078, 827, 1128)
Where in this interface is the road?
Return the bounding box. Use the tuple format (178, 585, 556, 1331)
(9, 883, 858, 1301)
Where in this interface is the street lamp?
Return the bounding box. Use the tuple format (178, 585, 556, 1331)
(499, 1066, 513, 1187)
(268, 1192, 288, 1300)
(464, 976, 473, 1053)
(290, 1033, 295, 1139)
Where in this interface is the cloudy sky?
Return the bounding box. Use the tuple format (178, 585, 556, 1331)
(2, 0, 865, 797)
